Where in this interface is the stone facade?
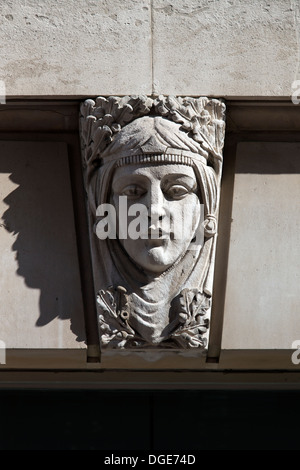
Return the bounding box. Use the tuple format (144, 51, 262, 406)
(0, 0, 299, 97)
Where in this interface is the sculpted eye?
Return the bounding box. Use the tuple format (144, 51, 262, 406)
(165, 185, 190, 199)
(120, 184, 146, 198)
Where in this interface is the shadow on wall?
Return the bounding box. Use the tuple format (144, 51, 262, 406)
(0, 141, 86, 343)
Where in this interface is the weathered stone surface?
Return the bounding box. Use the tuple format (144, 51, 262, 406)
(0, 0, 152, 97)
(152, 0, 299, 97)
(0, 141, 86, 348)
(0, 0, 299, 97)
(221, 142, 300, 349)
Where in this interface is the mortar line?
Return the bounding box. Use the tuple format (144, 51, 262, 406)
(150, 0, 154, 96)
(291, 0, 300, 82)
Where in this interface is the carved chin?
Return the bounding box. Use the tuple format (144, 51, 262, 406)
(126, 246, 173, 275)
(121, 237, 193, 275)
(144, 246, 173, 273)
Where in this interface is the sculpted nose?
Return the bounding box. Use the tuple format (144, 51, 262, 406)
(148, 187, 166, 221)
(150, 204, 165, 221)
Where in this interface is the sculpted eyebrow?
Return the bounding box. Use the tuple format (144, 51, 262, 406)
(164, 173, 193, 179)
(112, 174, 147, 191)
(162, 174, 197, 187)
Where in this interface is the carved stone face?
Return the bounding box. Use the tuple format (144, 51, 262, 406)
(111, 163, 201, 274)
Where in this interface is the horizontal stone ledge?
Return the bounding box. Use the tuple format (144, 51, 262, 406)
(1, 99, 300, 133)
(0, 349, 87, 369)
(0, 369, 300, 390)
(1, 348, 299, 372)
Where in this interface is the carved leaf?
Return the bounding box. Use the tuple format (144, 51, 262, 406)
(97, 289, 116, 317)
(171, 289, 210, 349)
(97, 287, 136, 348)
(80, 95, 153, 172)
(153, 95, 226, 162)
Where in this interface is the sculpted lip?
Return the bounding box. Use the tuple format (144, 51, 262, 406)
(143, 227, 175, 243)
(145, 238, 168, 248)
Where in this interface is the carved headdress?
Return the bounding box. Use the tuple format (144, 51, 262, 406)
(80, 96, 225, 170)
(80, 96, 226, 349)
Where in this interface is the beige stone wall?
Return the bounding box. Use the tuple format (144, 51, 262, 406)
(221, 142, 300, 350)
(0, 0, 299, 98)
(0, 141, 86, 353)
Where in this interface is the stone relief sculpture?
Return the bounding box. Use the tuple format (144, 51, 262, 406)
(80, 96, 225, 349)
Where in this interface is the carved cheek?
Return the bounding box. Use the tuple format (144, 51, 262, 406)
(191, 196, 201, 229)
